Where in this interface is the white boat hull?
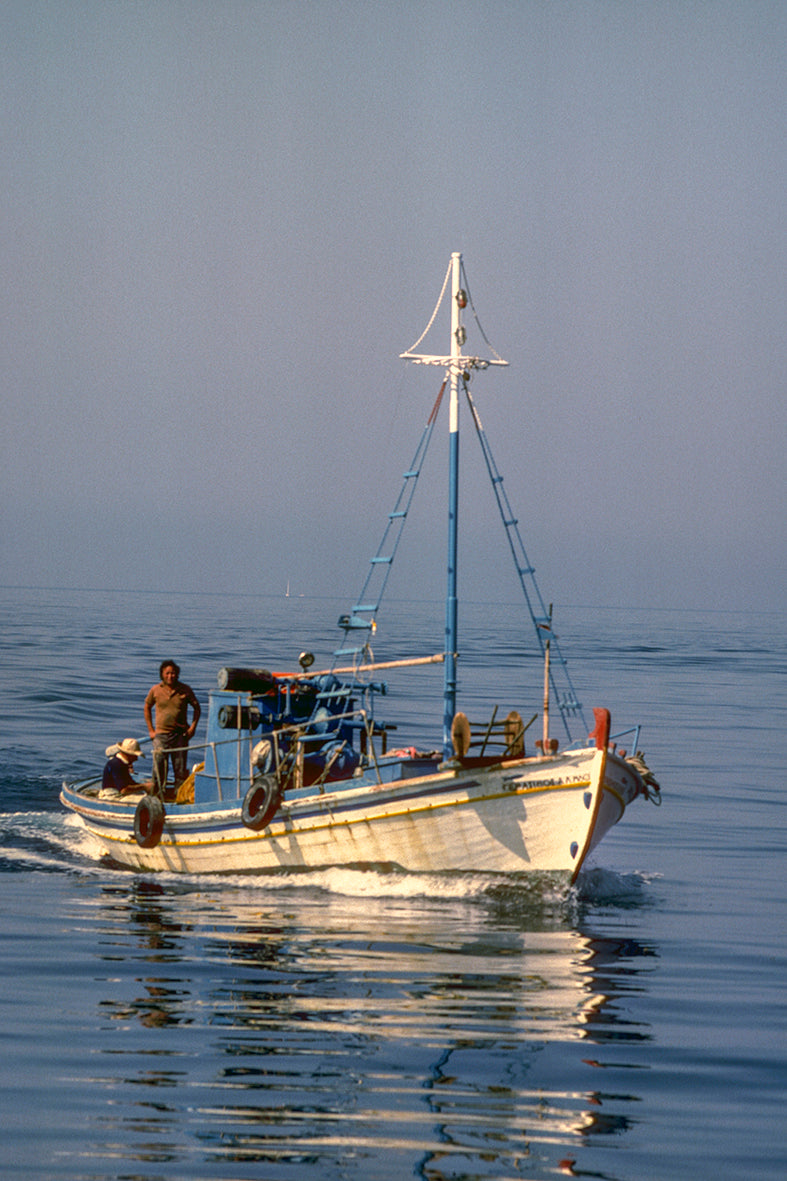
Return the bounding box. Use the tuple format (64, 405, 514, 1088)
(60, 746, 643, 881)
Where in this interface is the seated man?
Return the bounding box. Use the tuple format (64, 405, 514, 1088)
(102, 738, 152, 796)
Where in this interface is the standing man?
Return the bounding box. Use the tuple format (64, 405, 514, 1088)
(144, 660, 201, 796)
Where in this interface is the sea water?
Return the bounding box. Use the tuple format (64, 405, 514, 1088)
(0, 586, 784, 1180)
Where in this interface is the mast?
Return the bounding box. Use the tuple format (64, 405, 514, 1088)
(399, 253, 508, 759)
(444, 251, 462, 756)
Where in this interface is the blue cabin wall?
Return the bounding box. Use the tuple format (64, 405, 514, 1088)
(192, 678, 362, 804)
(193, 690, 266, 804)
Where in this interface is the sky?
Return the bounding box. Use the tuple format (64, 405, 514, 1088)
(2, 0, 785, 612)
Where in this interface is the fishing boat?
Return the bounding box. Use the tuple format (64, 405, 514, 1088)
(61, 253, 660, 879)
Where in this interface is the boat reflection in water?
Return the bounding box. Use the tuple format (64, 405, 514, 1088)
(86, 872, 657, 1179)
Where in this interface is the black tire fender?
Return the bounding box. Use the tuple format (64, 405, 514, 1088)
(241, 774, 281, 831)
(134, 795, 165, 848)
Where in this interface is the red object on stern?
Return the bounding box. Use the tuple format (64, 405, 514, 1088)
(589, 707, 611, 749)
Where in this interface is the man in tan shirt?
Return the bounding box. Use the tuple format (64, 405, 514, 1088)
(144, 660, 201, 795)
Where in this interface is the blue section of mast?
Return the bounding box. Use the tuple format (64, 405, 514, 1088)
(442, 251, 463, 760)
(443, 426, 459, 757)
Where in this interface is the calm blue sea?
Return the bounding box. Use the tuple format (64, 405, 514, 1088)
(0, 585, 784, 1181)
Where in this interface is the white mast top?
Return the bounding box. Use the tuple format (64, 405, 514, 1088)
(399, 252, 508, 373)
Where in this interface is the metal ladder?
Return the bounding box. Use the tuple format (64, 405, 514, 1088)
(333, 384, 445, 667)
(464, 383, 587, 740)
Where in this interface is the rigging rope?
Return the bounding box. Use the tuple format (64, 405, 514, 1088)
(459, 260, 507, 365)
(401, 259, 453, 356)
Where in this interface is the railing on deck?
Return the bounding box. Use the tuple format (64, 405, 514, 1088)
(148, 703, 397, 802)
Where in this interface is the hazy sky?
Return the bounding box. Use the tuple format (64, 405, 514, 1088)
(2, 1, 785, 612)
